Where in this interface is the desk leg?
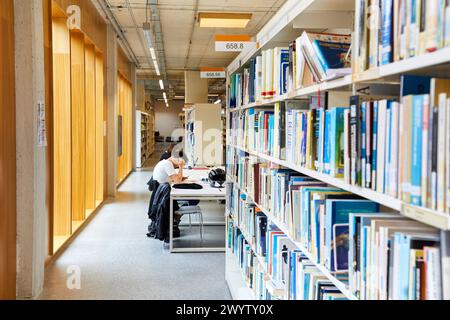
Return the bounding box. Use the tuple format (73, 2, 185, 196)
(170, 195, 174, 252)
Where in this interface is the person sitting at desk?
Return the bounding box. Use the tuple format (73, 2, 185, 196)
(148, 157, 185, 239)
(160, 144, 176, 161)
(153, 156, 185, 185)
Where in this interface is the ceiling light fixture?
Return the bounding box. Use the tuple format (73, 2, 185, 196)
(143, 22, 153, 48)
(163, 92, 167, 100)
(154, 61, 161, 76)
(198, 12, 252, 28)
(150, 48, 157, 61)
(214, 99, 222, 105)
(159, 80, 164, 90)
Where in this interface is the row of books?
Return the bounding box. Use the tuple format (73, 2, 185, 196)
(355, 0, 450, 72)
(227, 199, 349, 300)
(348, 212, 447, 300)
(226, 151, 450, 299)
(346, 75, 450, 212)
(227, 222, 270, 300)
(228, 75, 450, 213)
(228, 32, 352, 108)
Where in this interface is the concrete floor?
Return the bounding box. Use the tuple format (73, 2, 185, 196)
(39, 148, 231, 300)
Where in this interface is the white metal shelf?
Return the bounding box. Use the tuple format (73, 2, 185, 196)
(228, 178, 358, 300)
(225, 250, 257, 300)
(354, 47, 450, 83)
(229, 144, 450, 230)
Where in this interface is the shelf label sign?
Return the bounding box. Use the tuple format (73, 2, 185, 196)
(200, 67, 226, 79)
(215, 35, 253, 52)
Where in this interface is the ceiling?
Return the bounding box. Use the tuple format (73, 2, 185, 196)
(103, 0, 287, 100)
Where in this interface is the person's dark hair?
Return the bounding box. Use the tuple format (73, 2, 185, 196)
(167, 144, 176, 153)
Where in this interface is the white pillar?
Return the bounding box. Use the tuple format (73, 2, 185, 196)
(14, 0, 47, 299)
(106, 24, 118, 198)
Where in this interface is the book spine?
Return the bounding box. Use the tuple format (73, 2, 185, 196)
(418, 0, 428, 55)
(381, 0, 394, 65)
(384, 106, 392, 194)
(370, 0, 381, 68)
(366, 102, 373, 189)
(425, 247, 442, 300)
(312, 39, 330, 72)
(350, 96, 361, 185)
(372, 101, 379, 191)
(410, 95, 424, 206)
(377, 100, 387, 193)
(431, 107, 439, 209)
(445, 2, 450, 47)
(408, 0, 419, 57)
(344, 109, 351, 184)
(361, 102, 367, 186)
(427, 104, 434, 207)
(402, 97, 413, 203)
(421, 96, 430, 206)
(425, 0, 439, 52)
(437, 93, 447, 212)
(390, 102, 399, 197)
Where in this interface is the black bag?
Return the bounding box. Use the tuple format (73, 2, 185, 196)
(172, 183, 203, 190)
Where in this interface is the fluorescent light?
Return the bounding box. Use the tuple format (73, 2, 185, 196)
(150, 48, 157, 61)
(159, 80, 164, 90)
(143, 22, 154, 48)
(214, 99, 222, 105)
(163, 92, 167, 100)
(143, 23, 161, 76)
(154, 61, 160, 76)
(199, 12, 252, 28)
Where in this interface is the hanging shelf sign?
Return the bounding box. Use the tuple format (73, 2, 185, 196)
(200, 67, 226, 79)
(215, 35, 253, 52)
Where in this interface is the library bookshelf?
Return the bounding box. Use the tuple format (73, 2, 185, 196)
(225, 0, 450, 301)
(136, 111, 155, 168)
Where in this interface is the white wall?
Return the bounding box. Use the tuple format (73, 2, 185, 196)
(154, 100, 184, 138)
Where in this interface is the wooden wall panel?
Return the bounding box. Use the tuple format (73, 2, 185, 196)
(126, 82, 133, 174)
(118, 47, 132, 82)
(53, 0, 106, 54)
(117, 76, 124, 183)
(117, 75, 133, 184)
(70, 31, 86, 222)
(95, 52, 104, 203)
(52, 15, 72, 236)
(0, 0, 16, 300)
(85, 43, 96, 211)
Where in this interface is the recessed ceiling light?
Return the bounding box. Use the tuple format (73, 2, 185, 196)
(159, 80, 164, 90)
(198, 12, 252, 28)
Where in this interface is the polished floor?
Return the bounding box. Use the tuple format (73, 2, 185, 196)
(39, 150, 231, 300)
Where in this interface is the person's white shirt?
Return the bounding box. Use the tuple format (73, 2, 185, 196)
(153, 159, 177, 184)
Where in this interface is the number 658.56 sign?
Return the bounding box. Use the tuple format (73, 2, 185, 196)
(215, 35, 254, 52)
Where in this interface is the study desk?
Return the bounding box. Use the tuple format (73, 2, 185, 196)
(169, 168, 226, 253)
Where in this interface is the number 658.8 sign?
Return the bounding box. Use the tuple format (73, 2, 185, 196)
(215, 35, 254, 52)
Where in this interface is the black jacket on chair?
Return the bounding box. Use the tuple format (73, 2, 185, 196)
(148, 183, 172, 241)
